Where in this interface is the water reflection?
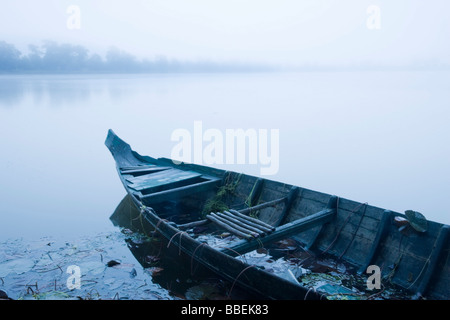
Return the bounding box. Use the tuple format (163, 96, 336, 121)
(45, 78, 93, 107)
(0, 75, 169, 108)
(0, 71, 448, 244)
(0, 77, 27, 106)
(0, 230, 174, 300)
(0, 75, 99, 108)
(109, 195, 259, 300)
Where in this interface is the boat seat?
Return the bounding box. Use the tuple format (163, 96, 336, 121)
(221, 205, 336, 256)
(120, 165, 171, 176)
(123, 166, 221, 204)
(125, 168, 203, 194)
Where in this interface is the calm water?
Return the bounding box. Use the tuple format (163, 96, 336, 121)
(1, 71, 449, 241)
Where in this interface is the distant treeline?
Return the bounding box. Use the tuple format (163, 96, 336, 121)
(0, 40, 275, 74)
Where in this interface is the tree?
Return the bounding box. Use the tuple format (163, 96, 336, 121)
(21, 44, 44, 71)
(105, 47, 139, 72)
(0, 41, 22, 71)
(41, 41, 89, 72)
(86, 53, 105, 72)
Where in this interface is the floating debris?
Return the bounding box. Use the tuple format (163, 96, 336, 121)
(316, 283, 359, 300)
(0, 226, 413, 300)
(191, 227, 413, 300)
(106, 260, 121, 268)
(279, 269, 301, 285)
(0, 232, 173, 300)
(145, 267, 164, 277)
(144, 255, 160, 264)
(121, 229, 134, 236)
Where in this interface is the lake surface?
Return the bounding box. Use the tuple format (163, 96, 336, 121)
(1, 71, 449, 242)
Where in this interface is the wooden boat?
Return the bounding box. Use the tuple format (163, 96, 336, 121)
(105, 129, 449, 300)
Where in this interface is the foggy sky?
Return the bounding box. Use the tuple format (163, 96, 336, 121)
(1, 0, 449, 67)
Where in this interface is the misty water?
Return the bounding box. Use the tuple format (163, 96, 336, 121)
(0, 71, 449, 243)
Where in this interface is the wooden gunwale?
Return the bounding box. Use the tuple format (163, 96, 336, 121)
(106, 129, 450, 300)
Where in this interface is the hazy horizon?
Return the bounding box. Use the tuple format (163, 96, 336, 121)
(1, 1, 449, 69)
(1, 2, 449, 234)
(1, 38, 449, 74)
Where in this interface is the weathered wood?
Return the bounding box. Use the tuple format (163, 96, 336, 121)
(107, 130, 450, 300)
(229, 209, 276, 231)
(126, 168, 180, 182)
(222, 207, 336, 256)
(177, 219, 209, 230)
(239, 197, 286, 216)
(206, 214, 252, 240)
(141, 179, 220, 204)
(210, 213, 259, 238)
(223, 211, 273, 234)
(413, 225, 450, 299)
(358, 210, 392, 274)
(119, 165, 158, 171)
(274, 186, 300, 227)
(127, 170, 202, 192)
(216, 212, 266, 236)
(121, 167, 171, 176)
(306, 196, 339, 250)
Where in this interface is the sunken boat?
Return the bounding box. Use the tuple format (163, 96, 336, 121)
(105, 129, 449, 300)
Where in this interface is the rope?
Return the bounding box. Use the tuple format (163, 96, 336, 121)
(190, 242, 209, 276)
(227, 265, 256, 299)
(321, 199, 368, 256)
(303, 287, 317, 300)
(167, 231, 187, 255)
(338, 202, 368, 260)
(221, 247, 247, 264)
(406, 250, 433, 291)
(150, 218, 169, 241)
(384, 235, 405, 283)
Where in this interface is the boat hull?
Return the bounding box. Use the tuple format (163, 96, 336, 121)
(106, 129, 449, 300)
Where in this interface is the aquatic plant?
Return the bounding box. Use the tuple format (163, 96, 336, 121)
(202, 173, 241, 217)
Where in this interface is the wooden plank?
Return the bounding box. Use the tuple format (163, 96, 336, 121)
(413, 225, 450, 299)
(228, 209, 275, 231)
(121, 167, 171, 175)
(125, 168, 176, 183)
(127, 170, 202, 192)
(306, 196, 339, 250)
(129, 175, 202, 193)
(140, 179, 221, 204)
(222, 211, 273, 234)
(221, 207, 336, 256)
(209, 213, 260, 238)
(119, 164, 158, 171)
(206, 214, 253, 240)
(239, 197, 286, 215)
(274, 186, 300, 227)
(126, 168, 195, 184)
(357, 210, 393, 274)
(177, 219, 209, 230)
(216, 212, 266, 236)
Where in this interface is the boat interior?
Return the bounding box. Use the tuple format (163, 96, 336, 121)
(112, 159, 449, 300)
(106, 130, 449, 299)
